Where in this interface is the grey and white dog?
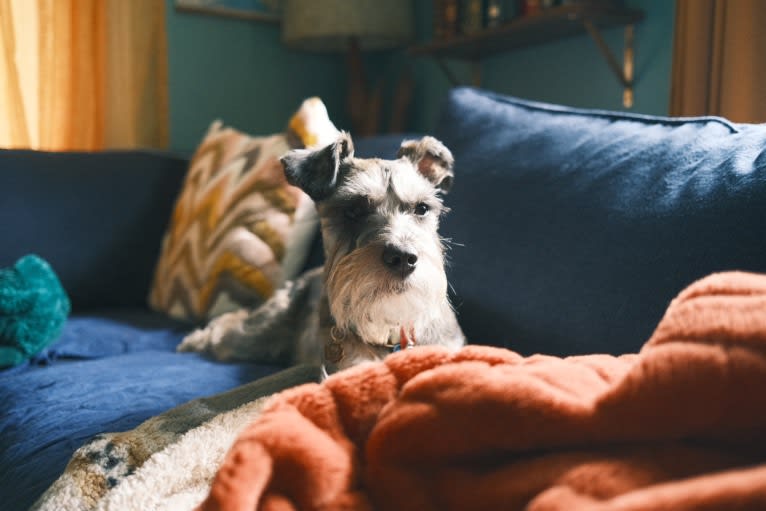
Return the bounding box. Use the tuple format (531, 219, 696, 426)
(178, 132, 465, 376)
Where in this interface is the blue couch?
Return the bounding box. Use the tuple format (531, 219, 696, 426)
(2, 87, 765, 510)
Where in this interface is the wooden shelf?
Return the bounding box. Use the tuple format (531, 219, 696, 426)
(408, 4, 644, 61)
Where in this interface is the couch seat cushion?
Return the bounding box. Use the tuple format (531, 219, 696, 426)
(0, 309, 281, 511)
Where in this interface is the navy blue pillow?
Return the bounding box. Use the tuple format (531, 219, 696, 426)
(437, 87, 766, 356)
(0, 150, 188, 310)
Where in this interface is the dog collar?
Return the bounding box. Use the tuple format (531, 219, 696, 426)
(393, 326, 416, 352)
(376, 325, 416, 352)
(329, 325, 416, 353)
(323, 325, 416, 377)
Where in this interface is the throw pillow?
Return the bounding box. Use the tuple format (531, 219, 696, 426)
(436, 86, 766, 357)
(149, 98, 339, 321)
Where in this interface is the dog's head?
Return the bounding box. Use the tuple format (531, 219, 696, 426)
(280, 132, 455, 345)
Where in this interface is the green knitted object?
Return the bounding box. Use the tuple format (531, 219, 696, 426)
(0, 255, 70, 368)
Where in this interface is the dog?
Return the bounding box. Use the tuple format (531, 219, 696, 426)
(178, 132, 465, 376)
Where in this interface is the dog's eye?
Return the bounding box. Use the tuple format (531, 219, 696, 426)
(414, 202, 430, 216)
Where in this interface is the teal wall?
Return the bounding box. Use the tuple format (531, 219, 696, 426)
(166, 0, 675, 146)
(406, 0, 676, 133)
(165, 0, 347, 153)
(486, 0, 674, 112)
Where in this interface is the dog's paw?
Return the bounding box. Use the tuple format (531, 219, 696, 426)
(177, 309, 250, 359)
(177, 327, 217, 354)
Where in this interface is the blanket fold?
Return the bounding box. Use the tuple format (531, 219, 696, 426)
(200, 272, 766, 511)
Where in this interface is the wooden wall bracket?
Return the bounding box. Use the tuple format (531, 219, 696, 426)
(582, 20, 635, 107)
(409, 5, 643, 106)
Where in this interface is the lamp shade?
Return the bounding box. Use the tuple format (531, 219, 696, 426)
(282, 0, 414, 52)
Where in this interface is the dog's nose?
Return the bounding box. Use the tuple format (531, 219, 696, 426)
(382, 245, 418, 276)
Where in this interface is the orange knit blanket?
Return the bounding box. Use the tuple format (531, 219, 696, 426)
(199, 272, 766, 511)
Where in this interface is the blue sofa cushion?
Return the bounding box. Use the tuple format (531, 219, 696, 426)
(0, 150, 188, 311)
(436, 87, 766, 356)
(0, 309, 281, 511)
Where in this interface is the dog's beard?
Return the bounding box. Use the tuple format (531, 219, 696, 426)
(325, 243, 447, 346)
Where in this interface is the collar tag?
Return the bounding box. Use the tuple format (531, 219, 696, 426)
(393, 326, 416, 352)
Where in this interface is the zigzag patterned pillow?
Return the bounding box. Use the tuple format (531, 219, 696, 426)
(149, 98, 339, 321)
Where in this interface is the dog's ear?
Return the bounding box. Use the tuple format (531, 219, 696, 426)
(397, 136, 455, 193)
(281, 132, 354, 201)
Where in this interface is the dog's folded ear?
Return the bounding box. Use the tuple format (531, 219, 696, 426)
(281, 132, 354, 201)
(397, 136, 455, 193)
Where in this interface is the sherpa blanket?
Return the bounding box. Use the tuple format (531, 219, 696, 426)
(31, 365, 321, 511)
(198, 271, 766, 511)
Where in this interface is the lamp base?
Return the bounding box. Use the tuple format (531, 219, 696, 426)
(346, 38, 380, 137)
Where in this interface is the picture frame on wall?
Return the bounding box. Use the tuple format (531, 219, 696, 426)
(174, 0, 282, 24)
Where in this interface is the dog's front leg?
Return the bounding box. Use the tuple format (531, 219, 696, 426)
(177, 267, 324, 366)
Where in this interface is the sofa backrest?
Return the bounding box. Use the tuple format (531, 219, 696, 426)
(435, 87, 766, 356)
(0, 149, 188, 310)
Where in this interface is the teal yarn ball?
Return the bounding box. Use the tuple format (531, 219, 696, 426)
(0, 255, 70, 368)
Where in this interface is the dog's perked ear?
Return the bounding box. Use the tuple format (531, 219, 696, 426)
(397, 136, 455, 193)
(281, 132, 354, 201)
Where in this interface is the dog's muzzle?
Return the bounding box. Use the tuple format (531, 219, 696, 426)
(382, 245, 418, 277)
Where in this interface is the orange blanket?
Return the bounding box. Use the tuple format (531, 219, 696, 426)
(199, 272, 766, 511)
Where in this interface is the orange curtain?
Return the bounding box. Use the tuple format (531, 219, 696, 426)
(670, 0, 766, 123)
(0, 0, 168, 151)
